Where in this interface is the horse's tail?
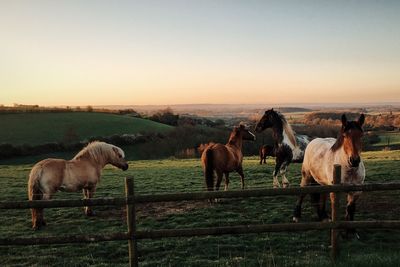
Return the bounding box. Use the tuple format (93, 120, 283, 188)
(28, 165, 43, 201)
(203, 148, 214, 191)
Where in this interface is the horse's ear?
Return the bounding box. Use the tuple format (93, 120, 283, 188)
(341, 114, 347, 126)
(358, 114, 365, 126)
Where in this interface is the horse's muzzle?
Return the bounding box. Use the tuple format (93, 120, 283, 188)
(121, 163, 129, 171)
(349, 156, 360, 168)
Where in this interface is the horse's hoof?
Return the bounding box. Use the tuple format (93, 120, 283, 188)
(321, 217, 331, 223)
(86, 210, 96, 216)
(293, 217, 300, 223)
(273, 184, 281, 189)
(283, 183, 290, 188)
(32, 224, 42, 231)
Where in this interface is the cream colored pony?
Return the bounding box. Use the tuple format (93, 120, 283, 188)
(293, 114, 365, 233)
(28, 141, 128, 230)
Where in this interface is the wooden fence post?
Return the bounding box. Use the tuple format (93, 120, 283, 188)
(125, 176, 138, 267)
(331, 164, 341, 261)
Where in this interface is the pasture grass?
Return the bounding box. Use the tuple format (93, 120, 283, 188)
(0, 112, 172, 145)
(373, 131, 400, 147)
(0, 150, 399, 266)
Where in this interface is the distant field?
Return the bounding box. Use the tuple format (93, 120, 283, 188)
(0, 112, 173, 145)
(373, 131, 400, 147)
(0, 150, 399, 266)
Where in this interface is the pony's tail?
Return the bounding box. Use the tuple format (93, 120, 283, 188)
(28, 166, 43, 201)
(28, 165, 45, 230)
(204, 149, 214, 191)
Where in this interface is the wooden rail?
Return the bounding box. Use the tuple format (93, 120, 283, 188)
(1, 170, 400, 266)
(2, 183, 400, 209)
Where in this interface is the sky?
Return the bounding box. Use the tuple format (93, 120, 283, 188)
(1, 0, 399, 106)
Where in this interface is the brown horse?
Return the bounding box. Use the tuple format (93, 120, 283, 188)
(259, 144, 274, 164)
(28, 141, 128, 230)
(201, 124, 255, 192)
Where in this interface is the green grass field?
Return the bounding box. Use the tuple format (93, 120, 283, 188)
(373, 132, 400, 147)
(0, 150, 400, 266)
(0, 112, 173, 145)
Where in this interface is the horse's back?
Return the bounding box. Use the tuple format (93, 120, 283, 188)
(201, 143, 241, 172)
(29, 158, 67, 192)
(302, 138, 336, 185)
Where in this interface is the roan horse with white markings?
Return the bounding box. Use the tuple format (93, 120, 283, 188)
(293, 114, 365, 235)
(201, 124, 256, 192)
(28, 141, 128, 230)
(255, 109, 310, 188)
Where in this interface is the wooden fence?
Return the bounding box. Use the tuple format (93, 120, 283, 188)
(1, 164, 400, 266)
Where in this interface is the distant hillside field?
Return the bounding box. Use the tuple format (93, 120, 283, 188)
(0, 112, 173, 145)
(374, 132, 400, 147)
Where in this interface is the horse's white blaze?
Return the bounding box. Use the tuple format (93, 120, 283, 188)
(249, 131, 256, 140)
(302, 138, 365, 186)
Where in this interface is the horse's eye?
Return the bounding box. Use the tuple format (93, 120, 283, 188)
(119, 155, 122, 158)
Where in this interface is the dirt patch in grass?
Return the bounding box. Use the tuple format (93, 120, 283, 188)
(136, 200, 210, 219)
(92, 200, 210, 221)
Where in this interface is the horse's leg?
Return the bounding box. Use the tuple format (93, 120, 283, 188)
(237, 166, 245, 189)
(319, 193, 329, 221)
(263, 156, 267, 164)
(35, 193, 51, 229)
(293, 170, 313, 222)
(83, 186, 97, 216)
(259, 150, 263, 165)
(293, 194, 306, 223)
(310, 192, 329, 221)
(280, 162, 290, 188)
(345, 192, 361, 238)
(273, 159, 282, 188)
(224, 172, 230, 191)
(215, 170, 223, 191)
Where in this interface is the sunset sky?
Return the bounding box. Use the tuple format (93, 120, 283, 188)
(1, 1, 399, 106)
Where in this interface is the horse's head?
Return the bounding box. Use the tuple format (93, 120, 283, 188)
(340, 114, 365, 168)
(255, 109, 278, 133)
(110, 146, 129, 171)
(234, 124, 256, 141)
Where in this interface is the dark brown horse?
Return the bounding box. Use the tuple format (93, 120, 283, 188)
(259, 144, 274, 164)
(201, 124, 255, 191)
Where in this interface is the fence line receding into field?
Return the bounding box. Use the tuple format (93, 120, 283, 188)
(1, 165, 400, 266)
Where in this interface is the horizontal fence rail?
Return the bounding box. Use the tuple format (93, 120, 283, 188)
(2, 172, 400, 266)
(1, 221, 400, 246)
(2, 182, 400, 209)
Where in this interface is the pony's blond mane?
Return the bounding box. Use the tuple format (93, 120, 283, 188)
(73, 141, 121, 163)
(282, 119, 297, 147)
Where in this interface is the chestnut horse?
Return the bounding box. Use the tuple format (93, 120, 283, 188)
(201, 125, 255, 192)
(28, 141, 128, 230)
(259, 144, 274, 164)
(293, 114, 365, 235)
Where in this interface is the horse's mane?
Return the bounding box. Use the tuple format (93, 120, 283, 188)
(73, 141, 119, 162)
(276, 112, 297, 147)
(331, 134, 343, 152)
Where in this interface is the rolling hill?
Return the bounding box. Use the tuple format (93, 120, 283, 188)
(0, 112, 173, 145)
